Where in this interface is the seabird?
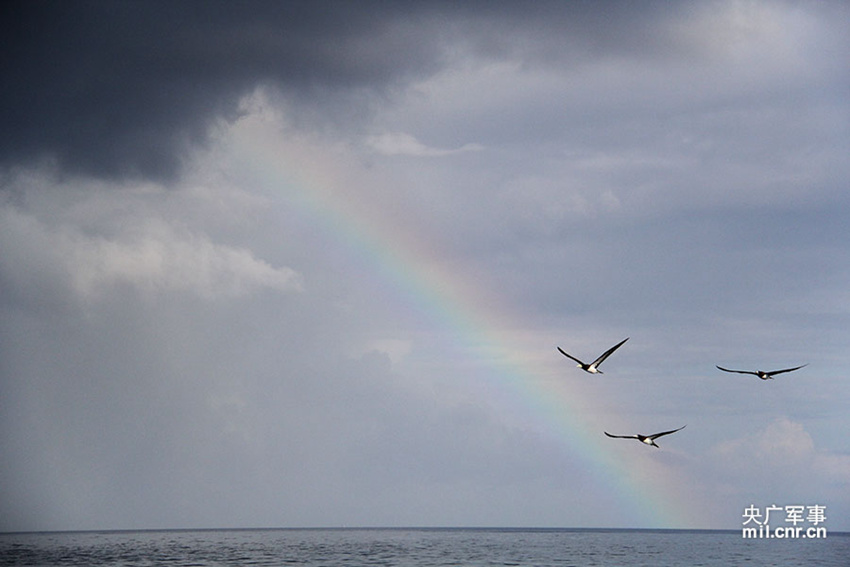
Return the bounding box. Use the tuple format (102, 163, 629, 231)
(604, 425, 686, 448)
(557, 337, 629, 374)
(715, 364, 807, 380)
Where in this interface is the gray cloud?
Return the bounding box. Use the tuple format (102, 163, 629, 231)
(1, 0, 849, 532)
(0, 1, 702, 181)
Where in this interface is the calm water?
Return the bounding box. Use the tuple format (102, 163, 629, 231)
(1, 528, 848, 567)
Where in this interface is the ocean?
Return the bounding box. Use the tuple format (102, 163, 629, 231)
(1, 528, 848, 566)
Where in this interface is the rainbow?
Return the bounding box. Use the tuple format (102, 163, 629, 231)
(228, 118, 696, 528)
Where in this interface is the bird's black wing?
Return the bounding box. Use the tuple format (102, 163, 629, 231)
(557, 347, 586, 366)
(767, 364, 808, 377)
(648, 425, 686, 440)
(604, 431, 637, 439)
(592, 337, 629, 366)
(716, 365, 757, 375)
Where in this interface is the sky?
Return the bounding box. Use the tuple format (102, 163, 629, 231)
(1, 0, 849, 532)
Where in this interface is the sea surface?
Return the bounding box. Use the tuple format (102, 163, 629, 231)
(1, 528, 848, 567)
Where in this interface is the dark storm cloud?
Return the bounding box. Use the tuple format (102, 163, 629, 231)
(1, 1, 427, 180)
(0, 1, 678, 181)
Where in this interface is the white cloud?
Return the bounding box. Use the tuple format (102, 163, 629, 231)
(0, 179, 302, 304)
(365, 338, 413, 364)
(367, 132, 483, 157)
(710, 417, 850, 485)
(63, 222, 302, 299)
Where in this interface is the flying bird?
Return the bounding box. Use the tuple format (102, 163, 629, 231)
(715, 364, 808, 380)
(604, 425, 686, 448)
(557, 337, 629, 374)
